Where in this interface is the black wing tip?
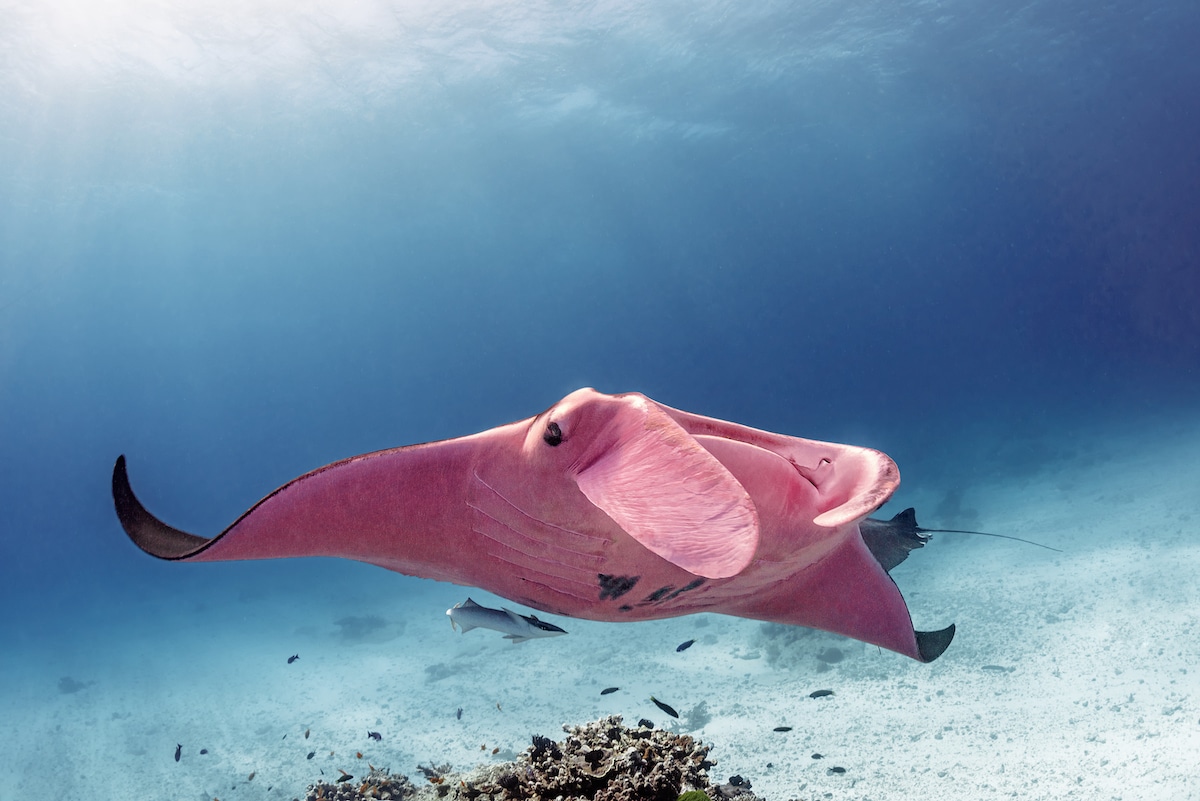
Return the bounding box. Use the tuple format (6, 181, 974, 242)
(915, 623, 956, 662)
(111, 454, 209, 559)
(111, 454, 136, 531)
(113, 454, 128, 481)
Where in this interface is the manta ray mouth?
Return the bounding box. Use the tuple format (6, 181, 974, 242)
(792, 457, 833, 492)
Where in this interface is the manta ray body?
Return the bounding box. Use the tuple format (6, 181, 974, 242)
(112, 388, 955, 661)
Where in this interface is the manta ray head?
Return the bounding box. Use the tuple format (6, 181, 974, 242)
(521, 388, 660, 470)
(514, 388, 761, 579)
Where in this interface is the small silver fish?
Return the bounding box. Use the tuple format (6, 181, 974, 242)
(446, 598, 567, 643)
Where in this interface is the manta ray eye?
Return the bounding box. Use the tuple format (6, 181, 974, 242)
(543, 422, 564, 446)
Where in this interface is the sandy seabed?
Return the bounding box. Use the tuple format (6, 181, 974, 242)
(2, 412, 1197, 801)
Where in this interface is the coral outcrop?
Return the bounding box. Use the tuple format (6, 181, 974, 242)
(302, 716, 759, 801)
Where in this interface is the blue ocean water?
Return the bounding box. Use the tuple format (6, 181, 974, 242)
(1, 2, 1198, 799)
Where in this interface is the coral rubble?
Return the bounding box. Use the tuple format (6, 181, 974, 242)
(303, 716, 760, 801)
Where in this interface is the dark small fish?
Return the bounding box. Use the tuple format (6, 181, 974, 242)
(809, 689, 834, 699)
(676, 639, 695, 652)
(773, 726, 792, 732)
(305, 728, 310, 739)
(811, 753, 824, 759)
(199, 749, 208, 755)
(827, 766, 846, 775)
(174, 743, 182, 762)
(287, 654, 299, 664)
(981, 664, 1013, 673)
(456, 707, 463, 720)
(337, 774, 354, 783)
(306, 751, 316, 760)
(649, 696, 679, 718)
(600, 687, 619, 695)
(367, 731, 382, 741)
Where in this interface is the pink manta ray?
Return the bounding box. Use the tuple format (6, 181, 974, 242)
(112, 388, 954, 661)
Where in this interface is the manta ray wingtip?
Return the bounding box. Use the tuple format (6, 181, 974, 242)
(915, 623, 956, 662)
(112, 455, 209, 560)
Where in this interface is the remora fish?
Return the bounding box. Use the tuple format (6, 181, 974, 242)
(447, 598, 567, 643)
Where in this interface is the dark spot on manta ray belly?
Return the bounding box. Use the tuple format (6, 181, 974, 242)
(643, 586, 674, 603)
(640, 578, 706, 606)
(597, 574, 639, 600)
(666, 578, 704, 599)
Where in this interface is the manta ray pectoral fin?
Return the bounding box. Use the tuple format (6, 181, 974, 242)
(915, 624, 956, 663)
(112, 456, 210, 560)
